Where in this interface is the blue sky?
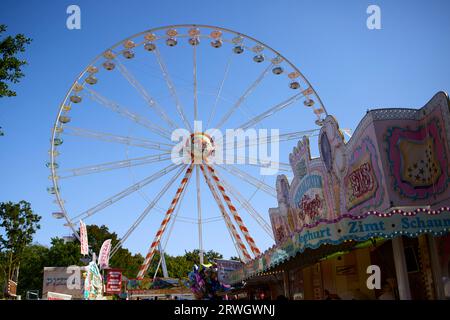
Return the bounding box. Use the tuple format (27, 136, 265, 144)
(1, 0, 450, 263)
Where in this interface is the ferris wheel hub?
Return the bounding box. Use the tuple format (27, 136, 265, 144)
(184, 132, 215, 162)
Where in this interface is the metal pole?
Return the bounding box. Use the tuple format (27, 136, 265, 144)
(427, 235, 445, 299)
(283, 270, 290, 299)
(392, 237, 412, 300)
(158, 243, 169, 278)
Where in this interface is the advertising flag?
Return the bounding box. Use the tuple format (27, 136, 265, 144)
(84, 261, 103, 300)
(79, 220, 89, 255)
(98, 239, 112, 269)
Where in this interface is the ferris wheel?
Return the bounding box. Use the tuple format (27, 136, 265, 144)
(48, 24, 328, 279)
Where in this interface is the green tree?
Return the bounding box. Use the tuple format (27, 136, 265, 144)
(0, 201, 41, 296)
(110, 249, 144, 280)
(16, 244, 49, 298)
(145, 249, 225, 280)
(0, 24, 32, 97)
(45, 237, 81, 267)
(147, 252, 191, 279)
(85, 225, 114, 254)
(0, 251, 7, 298)
(184, 249, 223, 265)
(204, 250, 223, 263)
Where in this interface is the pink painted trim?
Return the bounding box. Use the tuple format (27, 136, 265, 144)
(388, 121, 447, 198)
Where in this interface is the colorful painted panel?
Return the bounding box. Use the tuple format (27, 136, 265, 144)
(386, 118, 448, 199)
(292, 173, 327, 223)
(295, 159, 307, 180)
(344, 137, 384, 212)
(269, 208, 290, 244)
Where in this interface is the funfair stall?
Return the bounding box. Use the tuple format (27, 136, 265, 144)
(229, 92, 450, 300)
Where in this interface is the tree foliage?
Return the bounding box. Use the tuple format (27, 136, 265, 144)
(0, 201, 41, 277)
(0, 219, 232, 298)
(46, 238, 81, 267)
(0, 201, 41, 296)
(146, 249, 225, 280)
(15, 244, 48, 298)
(0, 24, 32, 97)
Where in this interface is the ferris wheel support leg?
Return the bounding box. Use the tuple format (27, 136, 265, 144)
(195, 166, 204, 265)
(199, 164, 251, 263)
(204, 163, 261, 257)
(214, 168, 274, 239)
(137, 164, 195, 279)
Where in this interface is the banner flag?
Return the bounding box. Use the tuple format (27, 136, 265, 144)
(79, 220, 89, 255)
(98, 239, 112, 269)
(84, 261, 103, 300)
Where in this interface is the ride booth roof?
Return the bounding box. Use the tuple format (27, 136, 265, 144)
(229, 92, 450, 298)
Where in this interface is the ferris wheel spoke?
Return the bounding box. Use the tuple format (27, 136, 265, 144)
(153, 46, 192, 131)
(63, 126, 174, 152)
(193, 45, 199, 123)
(110, 164, 188, 257)
(59, 152, 175, 179)
(215, 63, 273, 130)
(115, 58, 179, 130)
(270, 129, 320, 143)
(221, 128, 320, 151)
(231, 156, 292, 172)
(233, 162, 291, 173)
(238, 92, 306, 130)
(214, 169, 274, 239)
(206, 53, 233, 128)
(71, 163, 182, 221)
(236, 162, 292, 172)
(199, 164, 251, 262)
(85, 88, 172, 140)
(215, 164, 276, 197)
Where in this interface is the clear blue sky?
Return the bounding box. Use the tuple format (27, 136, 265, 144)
(1, 0, 450, 262)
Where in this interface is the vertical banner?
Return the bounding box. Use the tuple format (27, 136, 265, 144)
(98, 239, 112, 269)
(79, 220, 89, 255)
(84, 261, 103, 300)
(105, 269, 123, 295)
